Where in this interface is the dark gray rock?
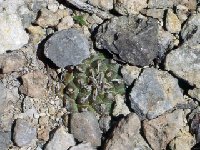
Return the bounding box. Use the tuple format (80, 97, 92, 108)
(0, 131, 11, 150)
(96, 16, 160, 66)
(44, 29, 90, 68)
(130, 68, 184, 119)
(70, 111, 102, 147)
(14, 119, 36, 147)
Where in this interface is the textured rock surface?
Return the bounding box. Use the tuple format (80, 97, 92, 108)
(143, 110, 184, 150)
(121, 65, 141, 85)
(45, 126, 76, 150)
(114, 0, 147, 15)
(14, 119, 36, 147)
(0, 131, 11, 150)
(168, 130, 195, 150)
(165, 46, 200, 88)
(96, 16, 160, 66)
(130, 68, 184, 119)
(0, 12, 29, 54)
(88, 0, 113, 10)
(70, 112, 102, 146)
(0, 51, 26, 74)
(45, 29, 90, 68)
(148, 0, 175, 8)
(166, 9, 181, 33)
(105, 113, 151, 150)
(70, 142, 95, 150)
(0, 82, 7, 114)
(20, 71, 48, 98)
(189, 88, 200, 101)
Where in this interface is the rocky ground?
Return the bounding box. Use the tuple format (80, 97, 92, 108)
(0, 0, 200, 150)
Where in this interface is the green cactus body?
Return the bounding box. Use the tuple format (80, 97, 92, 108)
(62, 53, 125, 115)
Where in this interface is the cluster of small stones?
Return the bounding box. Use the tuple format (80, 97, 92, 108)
(0, 0, 200, 150)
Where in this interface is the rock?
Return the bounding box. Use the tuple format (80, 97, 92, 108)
(181, 14, 200, 47)
(56, 16, 74, 31)
(114, 0, 147, 15)
(120, 65, 141, 85)
(166, 9, 181, 33)
(130, 68, 184, 119)
(99, 115, 111, 133)
(190, 113, 200, 143)
(0, 51, 26, 74)
(45, 126, 76, 150)
(0, 131, 11, 150)
(19, 71, 48, 98)
(37, 127, 50, 141)
(112, 94, 130, 117)
(14, 119, 36, 147)
(141, 9, 164, 19)
(165, 46, 200, 88)
(70, 142, 96, 150)
(96, 16, 160, 66)
(36, 8, 68, 28)
(0, 12, 29, 54)
(88, 0, 113, 10)
(143, 110, 184, 150)
(70, 112, 102, 147)
(0, 82, 7, 114)
(168, 130, 195, 150)
(189, 88, 200, 101)
(44, 29, 90, 68)
(105, 113, 151, 150)
(148, 0, 175, 8)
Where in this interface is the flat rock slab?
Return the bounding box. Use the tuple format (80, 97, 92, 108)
(44, 28, 90, 68)
(104, 113, 151, 150)
(0, 12, 29, 54)
(70, 111, 102, 147)
(130, 68, 184, 119)
(165, 46, 200, 88)
(96, 16, 160, 66)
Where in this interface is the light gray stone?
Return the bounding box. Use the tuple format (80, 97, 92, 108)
(0, 131, 11, 150)
(105, 113, 151, 150)
(70, 142, 95, 150)
(143, 110, 184, 150)
(166, 9, 181, 33)
(130, 68, 184, 119)
(44, 29, 90, 68)
(70, 112, 102, 147)
(0, 82, 7, 114)
(45, 126, 76, 150)
(165, 46, 200, 88)
(14, 119, 36, 147)
(0, 12, 29, 54)
(189, 88, 200, 101)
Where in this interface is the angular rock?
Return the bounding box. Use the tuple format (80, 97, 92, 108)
(191, 113, 200, 143)
(166, 9, 181, 33)
(141, 8, 164, 19)
(56, 16, 74, 31)
(181, 13, 200, 47)
(112, 94, 130, 117)
(14, 119, 36, 147)
(96, 16, 160, 66)
(88, 0, 113, 10)
(0, 12, 29, 54)
(114, 0, 147, 15)
(120, 65, 141, 85)
(0, 51, 26, 74)
(165, 46, 200, 88)
(148, 0, 175, 8)
(105, 113, 151, 150)
(45, 126, 76, 150)
(44, 29, 90, 68)
(143, 110, 184, 150)
(99, 115, 111, 133)
(19, 71, 48, 98)
(168, 130, 195, 150)
(130, 68, 184, 119)
(188, 88, 200, 101)
(0, 131, 11, 150)
(70, 142, 95, 150)
(70, 111, 102, 147)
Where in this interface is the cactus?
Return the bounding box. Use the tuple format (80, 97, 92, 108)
(61, 52, 125, 115)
